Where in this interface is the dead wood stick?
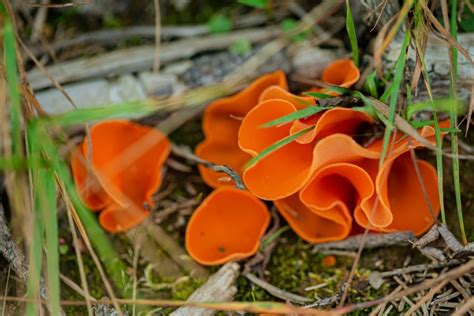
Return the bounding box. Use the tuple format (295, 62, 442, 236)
(244, 273, 312, 304)
(171, 144, 245, 190)
(170, 262, 239, 316)
(26, 13, 273, 58)
(312, 231, 416, 252)
(26, 26, 281, 90)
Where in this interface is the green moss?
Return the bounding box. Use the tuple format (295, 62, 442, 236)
(235, 276, 272, 302)
(172, 277, 206, 301)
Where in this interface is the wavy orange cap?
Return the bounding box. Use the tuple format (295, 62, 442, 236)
(71, 120, 170, 233)
(185, 187, 270, 265)
(195, 71, 288, 188)
(321, 59, 360, 88)
(354, 124, 446, 235)
(71, 145, 110, 210)
(238, 100, 373, 200)
(274, 192, 352, 243)
(306, 124, 445, 236)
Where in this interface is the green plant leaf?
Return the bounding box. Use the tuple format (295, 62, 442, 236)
(325, 85, 350, 95)
(379, 30, 411, 167)
(345, 0, 359, 66)
(363, 71, 378, 98)
(208, 14, 232, 34)
(229, 38, 252, 55)
(244, 126, 314, 169)
(281, 18, 311, 43)
(406, 98, 466, 118)
(460, 0, 474, 32)
(260, 106, 332, 128)
(238, 0, 268, 9)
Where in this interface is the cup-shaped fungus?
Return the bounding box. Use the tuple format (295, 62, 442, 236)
(353, 125, 444, 235)
(274, 192, 353, 243)
(304, 124, 445, 236)
(71, 120, 170, 233)
(185, 187, 270, 265)
(195, 71, 288, 188)
(238, 99, 372, 200)
(321, 59, 360, 88)
(306, 58, 360, 96)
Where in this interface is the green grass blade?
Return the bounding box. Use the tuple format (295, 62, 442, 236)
(42, 100, 157, 127)
(345, 0, 359, 66)
(379, 30, 411, 168)
(414, 33, 446, 224)
(244, 126, 314, 169)
(3, 19, 21, 156)
(0, 157, 47, 170)
(448, 0, 466, 243)
(260, 106, 332, 128)
(363, 71, 378, 98)
(406, 98, 466, 119)
(25, 126, 44, 316)
(41, 168, 60, 315)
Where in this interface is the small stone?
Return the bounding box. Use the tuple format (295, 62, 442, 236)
(368, 271, 385, 290)
(138, 71, 178, 96)
(110, 74, 146, 102)
(163, 61, 193, 76)
(35, 79, 112, 114)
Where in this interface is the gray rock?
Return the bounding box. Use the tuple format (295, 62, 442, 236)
(138, 71, 178, 96)
(110, 75, 147, 103)
(36, 79, 112, 114)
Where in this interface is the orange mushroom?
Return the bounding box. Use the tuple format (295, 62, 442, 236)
(238, 100, 372, 200)
(306, 58, 360, 95)
(71, 120, 170, 233)
(71, 145, 110, 210)
(185, 187, 270, 265)
(274, 192, 352, 243)
(353, 125, 445, 235)
(321, 59, 360, 88)
(305, 124, 446, 236)
(195, 71, 288, 188)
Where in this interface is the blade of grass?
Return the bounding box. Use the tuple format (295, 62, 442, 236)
(25, 128, 44, 316)
(373, 0, 414, 77)
(363, 71, 378, 98)
(443, 0, 466, 244)
(260, 106, 332, 128)
(244, 126, 314, 169)
(3, 15, 21, 157)
(42, 100, 158, 127)
(379, 30, 411, 168)
(345, 0, 359, 66)
(412, 17, 446, 225)
(0, 157, 47, 170)
(406, 98, 466, 119)
(41, 167, 60, 316)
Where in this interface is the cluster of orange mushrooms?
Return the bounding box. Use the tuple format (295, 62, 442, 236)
(71, 59, 444, 266)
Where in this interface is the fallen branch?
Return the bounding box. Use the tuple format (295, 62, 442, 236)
(26, 13, 273, 58)
(312, 231, 416, 252)
(171, 144, 245, 190)
(170, 262, 239, 316)
(27, 26, 281, 90)
(244, 273, 312, 304)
